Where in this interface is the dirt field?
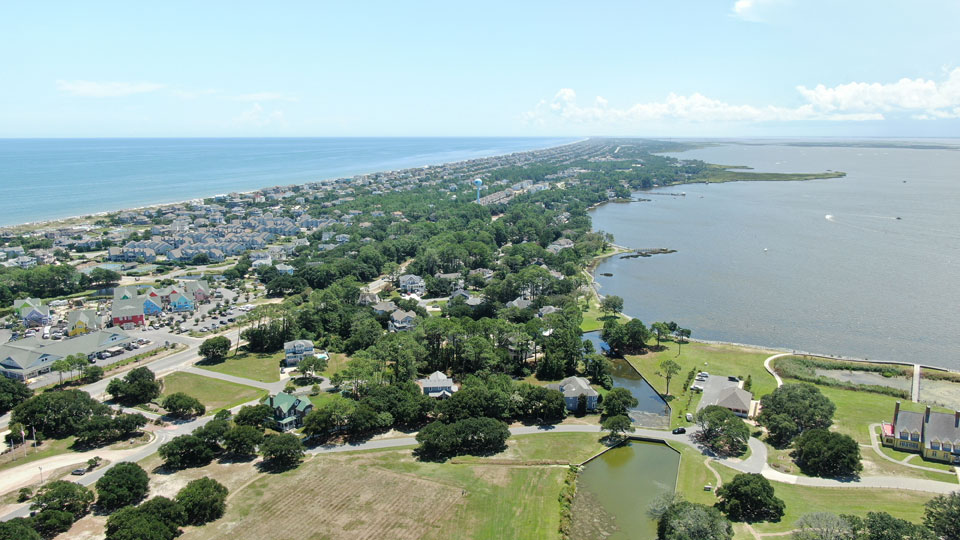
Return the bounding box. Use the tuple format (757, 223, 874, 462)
(182, 453, 464, 540)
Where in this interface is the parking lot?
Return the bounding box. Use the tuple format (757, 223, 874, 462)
(694, 372, 743, 412)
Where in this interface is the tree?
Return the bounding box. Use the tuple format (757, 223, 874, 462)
(95, 462, 150, 511)
(175, 478, 228, 525)
(715, 473, 785, 523)
(51, 358, 71, 386)
(657, 500, 733, 540)
(161, 393, 206, 418)
(137, 496, 187, 538)
(844, 511, 935, 540)
(601, 414, 634, 440)
(234, 403, 278, 430)
(674, 328, 691, 355)
(30, 480, 94, 520)
(758, 384, 835, 446)
(792, 512, 853, 540)
(0, 520, 41, 540)
(198, 336, 231, 363)
(651, 322, 671, 348)
(105, 505, 176, 540)
(12, 389, 110, 438)
(584, 353, 613, 389)
(600, 295, 624, 317)
(297, 354, 328, 379)
(106, 367, 161, 405)
(602, 387, 638, 418)
(695, 405, 750, 457)
(158, 435, 215, 469)
(792, 429, 861, 477)
(222, 425, 264, 457)
(0, 376, 32, 414)
(31, 509, 75, 538)
(82, 365, 105, 383)
(259, 433, 305, 469)
(924, 491, 960, 540)
(658, 358, 682, 396)
(415, 417, 510, 461)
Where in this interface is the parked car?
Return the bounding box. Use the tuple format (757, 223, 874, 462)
(71, 468, 86, 476)
(672, 427, 686, 435)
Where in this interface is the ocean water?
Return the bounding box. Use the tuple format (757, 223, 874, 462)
(591, 142, 960, 370)
(0, 137, 574, 226)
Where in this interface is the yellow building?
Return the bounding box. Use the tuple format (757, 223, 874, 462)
(67, 309, 101, 337)
(881, 402, 960, 465)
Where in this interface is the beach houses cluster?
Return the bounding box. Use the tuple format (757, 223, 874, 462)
(111, 280, 210, 329)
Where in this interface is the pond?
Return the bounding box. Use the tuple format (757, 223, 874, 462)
(571, 441, 681, 539)
(583, 332, 670, 427)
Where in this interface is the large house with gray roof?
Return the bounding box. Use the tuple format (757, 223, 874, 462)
(546, 376, 598, 412)
(0, 328, 133, 380)
(882, 401, 960, 464)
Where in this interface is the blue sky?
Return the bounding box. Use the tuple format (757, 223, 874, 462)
(2, 0, 959, 137)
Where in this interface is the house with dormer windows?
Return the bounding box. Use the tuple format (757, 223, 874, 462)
(881, 401, 960, 464)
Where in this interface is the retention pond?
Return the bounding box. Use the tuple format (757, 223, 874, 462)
(571, 441, 681, 539)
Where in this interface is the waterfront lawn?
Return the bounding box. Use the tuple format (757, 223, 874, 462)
(713, 463, 933, 535)
(159, 371, 266, 413)
(674, 442, 722, 507)
(781, 377, 948, 445)
(195, 350, 281, 383)
(627, 341, 776, 429)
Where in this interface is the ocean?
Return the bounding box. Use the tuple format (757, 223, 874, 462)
(590, 141, 960, 370)
(0, 137, 574, 226)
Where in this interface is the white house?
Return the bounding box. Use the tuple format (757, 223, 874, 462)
(416, 371, 458, 398)
(283, 339, 315, 367)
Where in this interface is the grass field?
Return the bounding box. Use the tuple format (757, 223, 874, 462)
(179, 433, 607, 540)
(160, 371, 267, 413)
(195, 350, 281, 383)
(0, 436, 77, 473)
(453, 432, 607, 465)
(320, 352, 351, 379)
(712, 462, 933, 535)
(781, 377, 947, 444)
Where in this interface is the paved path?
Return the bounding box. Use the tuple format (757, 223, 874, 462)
(912, 364, 921, 402)
(764, 353, 789, 388)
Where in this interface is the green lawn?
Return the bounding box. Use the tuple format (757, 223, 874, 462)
(159, 371, 267, 413)
(320, 352, 351, 379)
(308, 390, 340, 408)
(195, 350, 281, 383)
(0, 436, 77, 473)
(713, 463, 934, 534)
(454, 432, 608, 465)
(782, 377, 948, 445)
(579, 299, 627, 333)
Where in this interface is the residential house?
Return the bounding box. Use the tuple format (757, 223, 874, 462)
(112, 298, 145, 329)
(276, 263, 295, 275)
(357, 291, 380, 306)
(372, 301, 398, 315)
(546, 377, 598, 412)
(416, 371, 459, 398)
(113, 286, 139, 301)
(882, 402, 960, 464)
(67, 310, 100, 336)
(398, 274, 426, 295)
(283, 339, 315, 367)
(538, 305, 561, 318)
(546, 238, 575, 254)
(143, 296, 163, 316)
(13, 298, 51, 327)
(389, 310, 417, 332)
(167, 293, 195, 312)
(506, 297, 533, 310)
(267, 392, 314, 430)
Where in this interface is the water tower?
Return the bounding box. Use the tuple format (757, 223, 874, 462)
(473, 178, 483, 202)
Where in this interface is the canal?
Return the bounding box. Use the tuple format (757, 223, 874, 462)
(583, 331, 670, 428)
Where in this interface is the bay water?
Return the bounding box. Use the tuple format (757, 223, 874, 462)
(591, 142, 960, 370)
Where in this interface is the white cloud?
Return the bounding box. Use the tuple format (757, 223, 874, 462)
(524, 69, 960, 126)
(731, 0, 783, 22)
(233, 92, 298, 102)
(56, 80, 165, 98)
(234, 103, 286, 127)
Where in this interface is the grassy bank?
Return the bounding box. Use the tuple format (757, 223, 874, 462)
(158, 371, 267, 413)
(195, 350, 282, 383)
(693, 164, 847, 183)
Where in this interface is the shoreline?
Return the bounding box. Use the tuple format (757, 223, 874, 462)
(0, 137, 587, 231)
(584, 230, 960, 376)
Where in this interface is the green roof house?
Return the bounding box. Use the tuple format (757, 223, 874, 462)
(268, 392, 314, 431)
